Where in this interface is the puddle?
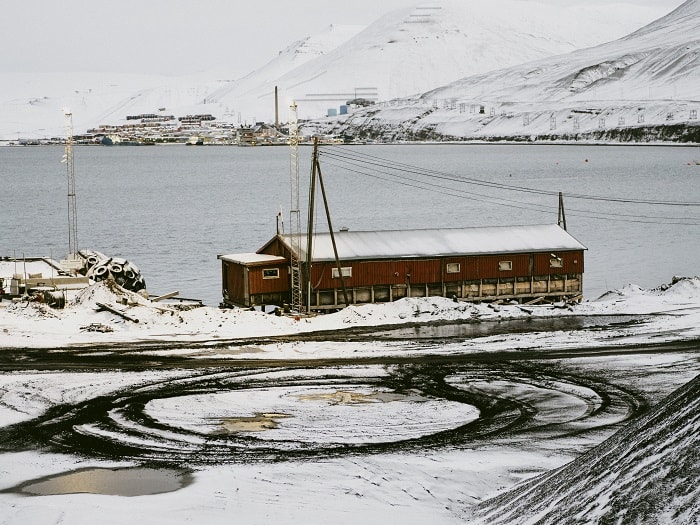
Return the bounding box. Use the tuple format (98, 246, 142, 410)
(295, 390, 410, 405)
(369, 315, 642, 340)
(5, 466, 192, 497)
(219, 412, 291, 433)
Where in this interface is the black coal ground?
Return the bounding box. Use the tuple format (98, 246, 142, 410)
(0, 317, 697, 470)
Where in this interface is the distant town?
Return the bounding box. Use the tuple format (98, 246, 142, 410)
(7, 113, 298, 147)
(6, 101, 375, 147)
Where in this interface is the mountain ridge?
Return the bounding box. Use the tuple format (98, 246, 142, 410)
(310, 0, 699, 143)
(0, 1, 668, 141)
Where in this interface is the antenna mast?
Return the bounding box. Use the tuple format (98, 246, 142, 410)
(63, 110, 79, 256)
(288, 102, 303, 313)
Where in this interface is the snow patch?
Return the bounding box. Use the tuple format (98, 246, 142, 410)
(1, 276, 700, 350)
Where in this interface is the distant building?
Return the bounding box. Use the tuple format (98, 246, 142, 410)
(178, 114, 216, 125)
(236, 123, 285, 146)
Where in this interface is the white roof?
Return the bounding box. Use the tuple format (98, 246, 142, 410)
(218, 252, 287, 265)
(279, 225, 586, 262)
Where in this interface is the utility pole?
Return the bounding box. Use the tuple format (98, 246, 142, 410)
(62, 109, 79, 257)
(558, 192, 567, 231)
(306, 141, 317, 310)
(315, 146, 349, 308)
(305, 138, 348, 310)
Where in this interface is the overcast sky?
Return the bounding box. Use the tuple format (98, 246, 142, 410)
(0, 0, 687, 78)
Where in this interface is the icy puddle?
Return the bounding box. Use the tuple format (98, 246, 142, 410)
(220, 412, 291, 432)
(7, 467, 192, 497)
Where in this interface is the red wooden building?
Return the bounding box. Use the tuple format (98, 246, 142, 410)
(218, 224, 586, 310)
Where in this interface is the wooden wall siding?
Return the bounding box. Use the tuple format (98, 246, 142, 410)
(248, 265, 289, 294)
(260, 238, 290, 259)
(306, 250, 584, 292)
(443, 257, 478, 282)
(475, 254, 532, 280)
(310, 259, 442, 290)
(533, 251, 583, 275)
(405, 259, 442, 284)
(222, 260, 290, 307)
(223, 261, 247, 305)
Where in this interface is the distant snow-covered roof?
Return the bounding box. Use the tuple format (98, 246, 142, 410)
(0, 258, 64, 280)
(277, 224, 586, 262)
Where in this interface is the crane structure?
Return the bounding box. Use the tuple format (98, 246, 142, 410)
(62, 110, 79, 259)
(288, 102, 303, 313)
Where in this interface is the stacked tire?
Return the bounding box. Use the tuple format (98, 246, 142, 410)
(77, 249, 147, 293)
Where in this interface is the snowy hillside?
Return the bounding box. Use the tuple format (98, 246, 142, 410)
(314, 0, 700, 142)
(468, 373, 700, 524)
(0, 1, 665, 141)
(203, 0, 662, 123)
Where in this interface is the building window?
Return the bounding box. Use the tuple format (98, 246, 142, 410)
(446, 263, 461, 274)
(549, 256, 563, 268)
(498, 261, 513, 271)
(262, 268, 280, 279)
(331, 266, 352, 278)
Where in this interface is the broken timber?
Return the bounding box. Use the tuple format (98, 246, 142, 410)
(151, 291, 179, 302)
(95, 302, 139, 323)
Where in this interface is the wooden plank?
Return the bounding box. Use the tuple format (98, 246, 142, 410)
(95, 302, 139, 323)
(151, 291, 179, 302)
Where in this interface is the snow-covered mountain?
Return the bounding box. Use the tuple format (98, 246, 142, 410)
(205, 1, 661, 122)
(315, 0, 700, 142)
(0, 1, 665, 141)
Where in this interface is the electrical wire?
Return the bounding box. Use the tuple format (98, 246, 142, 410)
(317, 146, 700, 226)
(319, 146, 700, 207)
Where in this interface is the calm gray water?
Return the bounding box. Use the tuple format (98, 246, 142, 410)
(2, 144, 699, 306)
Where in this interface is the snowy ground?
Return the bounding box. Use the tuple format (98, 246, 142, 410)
(1, 276, 700, 351)
(0, 276, 699, 524)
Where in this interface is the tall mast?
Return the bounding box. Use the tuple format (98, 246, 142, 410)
(288, 102, 303, 313)
(63, 109, 79, 256)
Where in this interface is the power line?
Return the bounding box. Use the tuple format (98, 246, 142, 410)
(319, 147, 700, 207)
(317, 146, 700, 226)
(321, 158, 700, 226)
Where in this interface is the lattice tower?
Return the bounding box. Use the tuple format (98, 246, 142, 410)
(63, 110, 79, 256)
(288, 102, 303, 313)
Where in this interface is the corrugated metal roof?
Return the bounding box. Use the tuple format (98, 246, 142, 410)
(279, 224, 586, 262)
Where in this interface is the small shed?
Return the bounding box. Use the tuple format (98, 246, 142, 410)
(219, 224, 586, 310)
(217, 253, 288, 308)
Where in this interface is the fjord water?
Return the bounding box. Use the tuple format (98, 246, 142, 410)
(2, 144, 698, 306)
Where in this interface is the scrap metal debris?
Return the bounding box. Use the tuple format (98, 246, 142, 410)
(77, 249, 146, 293)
